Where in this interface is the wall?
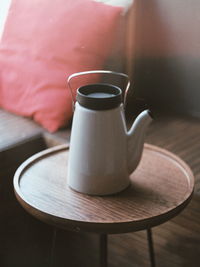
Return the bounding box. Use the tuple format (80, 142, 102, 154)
(127, 0, 200, 117)
(0, 0, 11, 39)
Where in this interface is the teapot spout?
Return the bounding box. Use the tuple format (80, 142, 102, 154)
(127, 110, 153, 174)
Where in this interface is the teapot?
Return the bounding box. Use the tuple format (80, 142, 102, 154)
(67, 70, 153, 195)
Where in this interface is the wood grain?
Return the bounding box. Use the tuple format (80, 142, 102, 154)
(13, 144, 194, 235)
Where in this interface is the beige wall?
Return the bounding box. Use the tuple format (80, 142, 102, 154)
(127, 0, 200, 117)
(134, 0, 200, 57)
(0, 0, 11, 39)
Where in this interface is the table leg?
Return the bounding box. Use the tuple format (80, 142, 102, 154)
(50, 228, 57, 267)
(100, 234, 108, 267)
(147, 228, 156, 267)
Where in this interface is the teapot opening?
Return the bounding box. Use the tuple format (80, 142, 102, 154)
(77, 83, 122, 110)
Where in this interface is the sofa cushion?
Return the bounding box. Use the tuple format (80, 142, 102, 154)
(0, 109, 43, 151)
(0, 109, 71, 184)
(0, 0, 123, 132)
(0, 109, 70, 151)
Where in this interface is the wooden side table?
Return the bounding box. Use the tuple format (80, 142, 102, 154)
(13, 144, 194, 267)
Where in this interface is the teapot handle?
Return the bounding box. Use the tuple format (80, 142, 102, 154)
(67, 70, 130, 111)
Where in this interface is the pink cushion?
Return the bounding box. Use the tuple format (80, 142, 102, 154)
(0, 0, 123, 132)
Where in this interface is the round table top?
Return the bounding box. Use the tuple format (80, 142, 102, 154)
(14, 144, 194, 234)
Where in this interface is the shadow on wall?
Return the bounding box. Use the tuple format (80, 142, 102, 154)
(128, 0, 200, 118)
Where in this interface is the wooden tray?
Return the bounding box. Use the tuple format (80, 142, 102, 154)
(14, 144, 194, 234)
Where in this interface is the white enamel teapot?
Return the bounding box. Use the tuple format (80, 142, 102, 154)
(67, 70, 153, 195)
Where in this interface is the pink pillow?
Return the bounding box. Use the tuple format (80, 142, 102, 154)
(0, 0, 123, 132)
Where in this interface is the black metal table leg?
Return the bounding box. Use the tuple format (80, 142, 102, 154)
(50, 228, 57, 267)
(100, 234, 108, 267)
(147, 228, 156, 267)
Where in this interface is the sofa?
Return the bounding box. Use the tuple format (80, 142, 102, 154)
(0, 1, 136, 266)
(0, 0, 200, 266)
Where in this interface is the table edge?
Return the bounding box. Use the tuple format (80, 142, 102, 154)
(13, 143, 195, 234)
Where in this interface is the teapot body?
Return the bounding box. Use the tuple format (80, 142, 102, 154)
(67, 73, 153, 196)
(67, 102, 130, 195)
